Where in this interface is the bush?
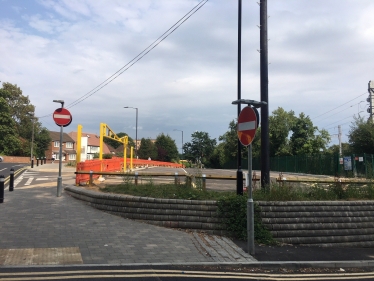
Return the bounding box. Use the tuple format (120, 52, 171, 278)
(217, 195, 275, 244)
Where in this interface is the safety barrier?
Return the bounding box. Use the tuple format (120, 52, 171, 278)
(75, 157, 184, 185)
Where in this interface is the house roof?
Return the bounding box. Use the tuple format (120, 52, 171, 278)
(49, 131, 75, 143)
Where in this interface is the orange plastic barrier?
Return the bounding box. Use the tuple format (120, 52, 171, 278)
(75, 157, 184, 185)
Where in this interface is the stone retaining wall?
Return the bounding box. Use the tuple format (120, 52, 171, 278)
(257, 201, 374, 247)
(65, 187, 374, 247)
(64, 186, 226, 235)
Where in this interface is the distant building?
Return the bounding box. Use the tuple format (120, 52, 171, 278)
(68, 132, 111, 161)
(46, 131, 76, 162)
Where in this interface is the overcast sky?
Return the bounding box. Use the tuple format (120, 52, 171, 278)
(1, 0, 373, 152)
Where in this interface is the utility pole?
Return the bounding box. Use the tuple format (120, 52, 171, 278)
(368, 80, 374, 122)
(260, 0, 270, 189)
(338, 125, 342, 156)
(236, 0, 243, 195)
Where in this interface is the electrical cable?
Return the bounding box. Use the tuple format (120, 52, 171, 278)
(38, 0, 208, 118)
(311, 93, 366, 121)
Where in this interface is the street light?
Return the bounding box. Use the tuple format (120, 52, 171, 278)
(173, 129, 183, 159)
(53, 99, 64, 197)
(124, 107, 138, 157)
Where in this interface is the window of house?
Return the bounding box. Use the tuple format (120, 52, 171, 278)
(69, 154, 76, 160)
(54, 141, 59, 147)
(66, 142, 73, 148)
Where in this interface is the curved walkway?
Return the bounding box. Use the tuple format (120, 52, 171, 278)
(0, 179, 254, 265)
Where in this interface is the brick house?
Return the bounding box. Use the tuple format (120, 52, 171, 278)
(46, 131, 76, 162)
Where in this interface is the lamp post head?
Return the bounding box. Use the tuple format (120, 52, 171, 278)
(53, 100, 65, 108)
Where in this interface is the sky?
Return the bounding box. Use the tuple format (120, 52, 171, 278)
(1, 0, 374, 153)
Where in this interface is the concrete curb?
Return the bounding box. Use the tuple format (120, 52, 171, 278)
(1, 260, 374, 269)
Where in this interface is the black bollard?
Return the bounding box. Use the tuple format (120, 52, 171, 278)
(36, 158, 39, 166)
(9, 168, 14, 192)
(40, 158, 43, 165)
(44, 157, 47, 164)
(31, 159, 34, 168)
(0, 175, 4, 203)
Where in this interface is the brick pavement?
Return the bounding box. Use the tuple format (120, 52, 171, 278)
(0, 172, 256, 265)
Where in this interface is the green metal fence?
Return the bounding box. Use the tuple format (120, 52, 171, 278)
(222, 153, 374, 179)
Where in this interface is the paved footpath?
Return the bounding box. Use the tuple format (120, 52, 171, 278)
(0, 170, 255, 266)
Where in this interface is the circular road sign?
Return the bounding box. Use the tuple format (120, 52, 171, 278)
(237, 106, 258, 146)
(53, 108, 72, 127)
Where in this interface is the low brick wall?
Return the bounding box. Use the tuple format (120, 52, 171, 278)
(257, 201, 374, 247)
(64, 186, 226, 235)
(1, 156, 30, 163)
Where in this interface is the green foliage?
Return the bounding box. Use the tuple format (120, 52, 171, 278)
(269, 107, 295, 156)
(290, 113, 330, 155)
(35, 128, 52, 157)
(155, 133, 179, 162)
(0, 82, 51, 157)
(137, 138, 157, 160)
(217, 195, 275, 244)
(102, 153, 113, 159)
(252, 182, 374, 201)
(104, 132, 134, 149)
(348, 116, 374, 154)
(65, 161, 76, 167)
(101, 182, 234, 201)
(183, 131, 217, 167)
(0, 94, 22, 155)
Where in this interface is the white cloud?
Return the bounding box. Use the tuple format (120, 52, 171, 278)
(1, 0, 374, 148)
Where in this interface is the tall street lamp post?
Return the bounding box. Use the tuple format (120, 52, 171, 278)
(124, 107, 138, 157)
(173, 129, 183, 159)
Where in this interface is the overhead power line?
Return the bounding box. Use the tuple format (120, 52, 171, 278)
(311, 93, 366, 121)
(40, 0, 208, 118)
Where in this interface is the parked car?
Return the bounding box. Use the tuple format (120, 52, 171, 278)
(0, 156, 3, 162)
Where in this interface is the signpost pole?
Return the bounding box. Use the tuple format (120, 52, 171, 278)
(57, 124, 63, 197)
(247, 143, 255, 255)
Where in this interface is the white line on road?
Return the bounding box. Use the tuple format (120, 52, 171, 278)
(24, 177, 34, 185)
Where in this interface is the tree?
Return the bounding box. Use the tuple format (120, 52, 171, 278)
(269, 107, 295, 156)
(290, 113, 330, 155)
(1, 82, 34, 138)
(35, 128, 52, 157)
(327, 143, 352, 155)
(0, 90, 22, 155)
(137, 138, 157, 160)
(103, 132, 135, 149)
(183, 131, 217, 167)
(155, 133, 179, 162)
(348, 116, 374, 154)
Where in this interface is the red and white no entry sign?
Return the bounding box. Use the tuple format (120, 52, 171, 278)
(237, 106, 258, 146)
(53, 108, 72, 127)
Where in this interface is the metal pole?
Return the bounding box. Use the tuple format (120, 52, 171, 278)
(57, 124, 63, 197)
(236, 0, 243, 195)
(181, 130, 184, 158)
(260, 0, 270, 189)
(31, 119, 35, 168)
(247, 144, 255, 255)
(135, 108, 138, 158)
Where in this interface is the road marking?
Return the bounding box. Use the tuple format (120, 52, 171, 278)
(24, 178, 33, 185)
(35, 178, 50, 181)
